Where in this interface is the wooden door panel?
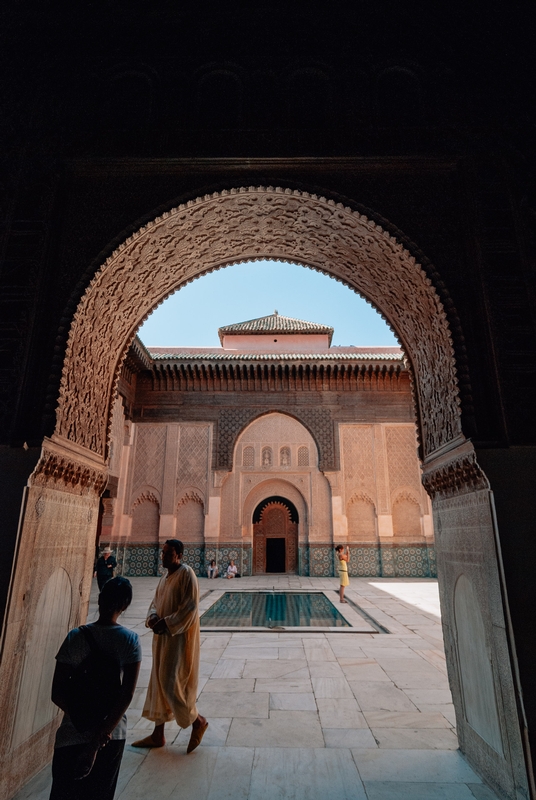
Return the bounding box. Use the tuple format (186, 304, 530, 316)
(253, 503, 298, 574)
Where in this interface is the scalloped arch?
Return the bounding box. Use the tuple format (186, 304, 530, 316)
(54, 186, 461, 460)
(132, 489, 160, 509)
(348, 491, 376, 508)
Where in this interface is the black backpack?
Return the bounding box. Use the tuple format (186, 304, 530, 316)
(65, 626, 122, 733)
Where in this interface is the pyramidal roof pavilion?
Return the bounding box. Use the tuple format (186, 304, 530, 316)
(144, 311, 403, 361)
(218, 311, 334, 343)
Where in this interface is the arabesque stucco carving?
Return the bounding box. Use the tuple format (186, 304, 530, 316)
(55, 187, 461, 460)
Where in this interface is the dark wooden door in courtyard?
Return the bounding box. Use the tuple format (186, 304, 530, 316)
(253, 501, 298, 574)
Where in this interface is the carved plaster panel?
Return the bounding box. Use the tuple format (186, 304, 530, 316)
(31, 442, 107, 496)
(55, 188, 461, 462)
(423, 443, 489, 501)
(218, 406, 331, 470)
(176, 424, 210, 497)
(130, 426, 167, 505)
(385, 425, 422, 500)
(341, 425, 376, 507)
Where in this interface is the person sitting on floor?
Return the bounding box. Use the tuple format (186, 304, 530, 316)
(226, 560, 238, 579)
(207, 560, 218, 579)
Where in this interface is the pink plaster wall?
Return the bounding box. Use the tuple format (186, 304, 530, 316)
(222, 332, 331, 352)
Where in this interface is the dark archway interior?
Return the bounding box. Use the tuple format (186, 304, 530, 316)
(266, 537, 286, 572)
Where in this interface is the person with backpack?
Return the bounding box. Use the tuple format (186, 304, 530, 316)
(49, 577, 142, 800)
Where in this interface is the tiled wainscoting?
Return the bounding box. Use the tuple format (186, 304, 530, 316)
(100, 542, 436, 578)
(307, 544, 436, 578)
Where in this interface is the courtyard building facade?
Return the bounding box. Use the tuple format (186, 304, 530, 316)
(102, 313, 435, 579)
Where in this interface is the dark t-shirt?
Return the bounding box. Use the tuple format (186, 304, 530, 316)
(55, 623, 142, 747)
(96, 555, 117, 577)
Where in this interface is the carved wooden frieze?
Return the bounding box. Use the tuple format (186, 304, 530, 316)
(55, 187, 461, 462)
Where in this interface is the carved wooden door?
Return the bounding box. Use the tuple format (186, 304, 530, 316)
(253, 501, 298, 574)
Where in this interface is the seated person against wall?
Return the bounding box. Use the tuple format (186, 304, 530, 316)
(226, 560, 238, 579)
(207, 560, 218, 579)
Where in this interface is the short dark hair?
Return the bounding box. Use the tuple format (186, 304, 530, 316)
(335, 545, 343, 552)
(98, 576, 133, 613)
(165, 539, 184, 558)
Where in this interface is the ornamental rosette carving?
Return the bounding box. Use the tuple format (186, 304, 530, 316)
(31, 448, 107, 496)
(55, 187, 461, 461)
(422, 447, 489, 500)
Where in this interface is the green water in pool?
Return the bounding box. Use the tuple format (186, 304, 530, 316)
(200, 591, 350, 628)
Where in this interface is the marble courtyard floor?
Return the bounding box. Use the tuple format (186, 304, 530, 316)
(15, 576, 498, 800)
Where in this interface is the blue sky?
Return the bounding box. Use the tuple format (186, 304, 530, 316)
(138, 260, 398, 347)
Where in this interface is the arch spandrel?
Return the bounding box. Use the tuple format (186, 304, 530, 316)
(55, 187, 461, 461)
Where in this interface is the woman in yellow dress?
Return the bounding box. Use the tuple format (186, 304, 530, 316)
(335, 544, 350, 603)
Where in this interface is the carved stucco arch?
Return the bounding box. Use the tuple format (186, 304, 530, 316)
(132, 488, 160, 509)
(231, 409, 320, 470)
(54, 186, 461, 463)
(242, 479, 309, 533)
(348, 491, 376, 508)
(177, 490, 205, 512)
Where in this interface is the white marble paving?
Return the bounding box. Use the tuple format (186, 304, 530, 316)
(13, 576, 500, 800)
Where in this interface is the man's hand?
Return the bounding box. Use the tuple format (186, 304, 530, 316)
(92, 728, 112, 749)
(147, 614, 160, 630)
(152, 618, 169, 635)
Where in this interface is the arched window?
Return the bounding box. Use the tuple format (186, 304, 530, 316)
(280, 446, 291, 466)
(243, 446, 255, 467)
(298, 446, 309, 466)
(347, 496, 377, 543)
(261, 447, 273, 467)
(392, 494, 423, 541)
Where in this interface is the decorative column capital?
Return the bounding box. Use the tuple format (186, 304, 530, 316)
(422, 438, 489, 500)
(30, 436, 107, 496)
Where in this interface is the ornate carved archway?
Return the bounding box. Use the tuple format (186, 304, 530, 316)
(253, 497, 299, 574)
(1, 188, 529, 800)
(53, 187, 461, 464)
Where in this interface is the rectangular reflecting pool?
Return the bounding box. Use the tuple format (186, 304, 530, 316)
(200, 591, 351, 628)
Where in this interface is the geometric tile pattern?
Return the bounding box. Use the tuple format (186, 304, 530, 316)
(390, 545, 432, 577)
(123, 544, 160, 577)
(182, 545, 204, 576)
(309, 546, 335, 577)
(117, 542, 436, 578)
(349, 546, 382, 576)
(301, 544, 436, 578)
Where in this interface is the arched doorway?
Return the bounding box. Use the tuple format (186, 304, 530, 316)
(0, 187, 529, 800)
(253, 496, 299, 574)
